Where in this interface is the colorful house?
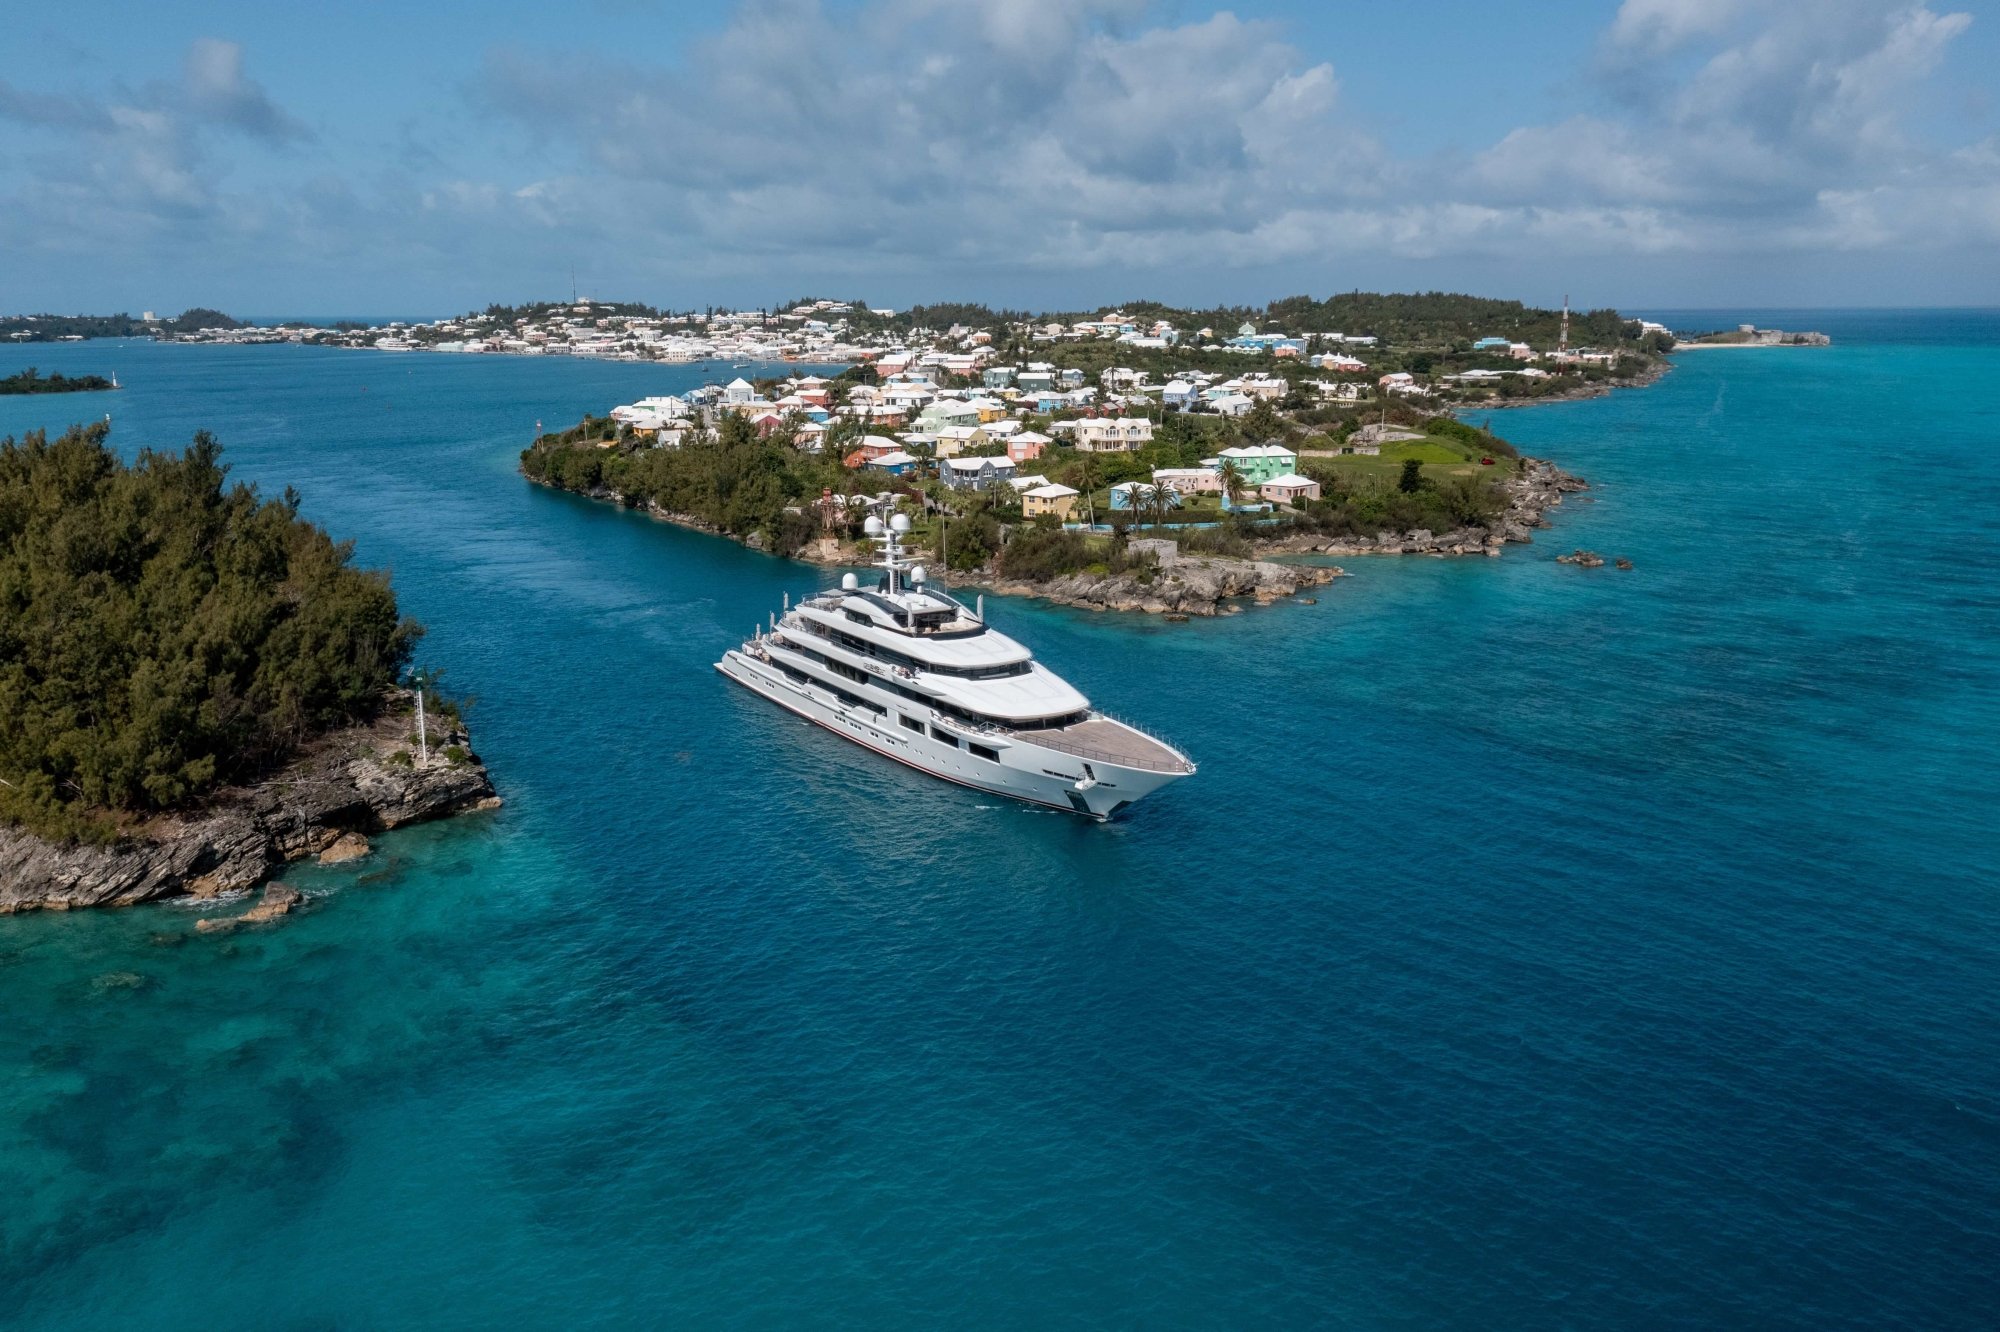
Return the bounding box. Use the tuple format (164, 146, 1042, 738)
(864, 450, 920, 477)
(1259, 473, 1321, 504)
(1217, 443, 1298, 484)
(1022, 483, 1079, 520)
(1008, 430, 1051, 464)
(1071, 417, 1154, 452)
(1152, 466, 1221, 494)
(1109, 481, 1182, 512)
(940, 456, 1018, 491)
(931, 425, 989, 458)
(918, 399, 981, 428)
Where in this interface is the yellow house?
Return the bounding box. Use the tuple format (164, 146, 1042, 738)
(931, 425, 988, 459)
(1023, 482, 1080, 520)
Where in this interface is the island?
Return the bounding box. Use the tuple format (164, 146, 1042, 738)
(0, 423, 498, 915)
(519, 291, 1617, 616)
(0, 367, 116, 395)
(1676, 323, 1831, 347)
(0, 308, 242, 342)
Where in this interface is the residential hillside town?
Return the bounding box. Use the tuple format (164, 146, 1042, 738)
(537, 291, 1668, 522)
(6, 291, 1674, 411)
(515, 293, 1655, 578)
(7, 290, 1673, 541)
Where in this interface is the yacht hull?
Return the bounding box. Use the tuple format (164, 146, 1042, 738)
(717, 649, 1184, 819)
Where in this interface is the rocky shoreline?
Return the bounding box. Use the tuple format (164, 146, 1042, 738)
(1475, 356, 1672, 409)
(0, 707, 498, 914)
(527, 454, 1584, 618)
(1257, 457, 1588, 560)
(975, 554, 1340, 617)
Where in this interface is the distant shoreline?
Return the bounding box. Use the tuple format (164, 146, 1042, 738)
(1669, 342, 1829, 350)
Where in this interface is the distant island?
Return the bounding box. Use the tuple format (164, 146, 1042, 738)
(0, 366, 116, 395)
(0, 423, 498, 914)
(1676, 323, 1831, 347)
(145, 290, 1672, 408)
(0, 308, 241, 343)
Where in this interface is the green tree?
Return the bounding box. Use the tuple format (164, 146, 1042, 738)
(0, 424, 419, 840)
(1398, 458, 1425, 493)
(1218, 459, 1249, 506)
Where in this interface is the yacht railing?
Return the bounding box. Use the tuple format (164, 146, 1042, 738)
(930, 707, 1195, 775)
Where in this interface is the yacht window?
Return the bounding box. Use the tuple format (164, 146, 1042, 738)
(899, 714, 923, 733)
(969, 743, 999, 762)
(930, 725, 959, 747)
(845, 610, 872, 627)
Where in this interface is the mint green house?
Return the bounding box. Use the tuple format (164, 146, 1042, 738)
(1216, 443, 1298, 484)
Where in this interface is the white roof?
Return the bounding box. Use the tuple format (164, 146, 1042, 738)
(1262, 473, 1317, 487)
(1011, 430, 1052, 445)
(1009, 474, 1051, 491)
(1219, 444, 1296, 459)
(1026, 483, 1079, 498)
(870, 450, 919, 466)
(859, 435, 902, 450)
(943, 456, 1011, 472)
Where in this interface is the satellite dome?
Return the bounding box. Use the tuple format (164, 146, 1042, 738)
(890, 513, 911, 534)
(909, 565, 927, 584)
(840, 572, 858, 591)
(863, 516, 884, 537)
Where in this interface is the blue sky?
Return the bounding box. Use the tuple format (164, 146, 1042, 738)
(3, 0, 1997, 316)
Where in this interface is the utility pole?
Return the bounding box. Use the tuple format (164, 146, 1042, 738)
(407, 667, 435, 765)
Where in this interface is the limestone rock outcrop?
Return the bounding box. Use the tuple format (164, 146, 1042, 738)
(0, 711, 496, 913)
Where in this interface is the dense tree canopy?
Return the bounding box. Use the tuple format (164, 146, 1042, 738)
(522, 412, 842, 556)
(0, 367, 115, 395)
(0, 309, 242, 341)
(0, 424, 418, 840)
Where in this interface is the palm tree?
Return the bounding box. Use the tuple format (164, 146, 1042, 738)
(1218, 460, 1248, 510)
(1073, 453, 1102, 528)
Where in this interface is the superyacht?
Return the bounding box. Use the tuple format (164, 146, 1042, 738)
(716, 506, 1194, 819)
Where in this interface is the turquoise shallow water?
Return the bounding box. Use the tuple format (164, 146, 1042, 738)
(3, 317, 1998, 1329)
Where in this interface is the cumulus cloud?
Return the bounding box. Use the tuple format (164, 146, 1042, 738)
(0, 2, 1992, 308)
(1502, 0, 1992, 251)
(471, 0, 1389, 279)
(455, 0, 1989, 285)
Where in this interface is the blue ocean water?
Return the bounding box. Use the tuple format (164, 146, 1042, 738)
(2, 316, 1997, 1330)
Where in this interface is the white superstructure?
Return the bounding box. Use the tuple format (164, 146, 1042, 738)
(716, 506, 1194, 819)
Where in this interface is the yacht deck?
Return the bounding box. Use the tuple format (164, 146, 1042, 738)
(1032, 716, 1194, 774)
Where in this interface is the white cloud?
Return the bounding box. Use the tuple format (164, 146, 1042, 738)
(452, 0, 1985, 289)
(183, 37, 313, 144)
(0, 3, 1991, 309)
